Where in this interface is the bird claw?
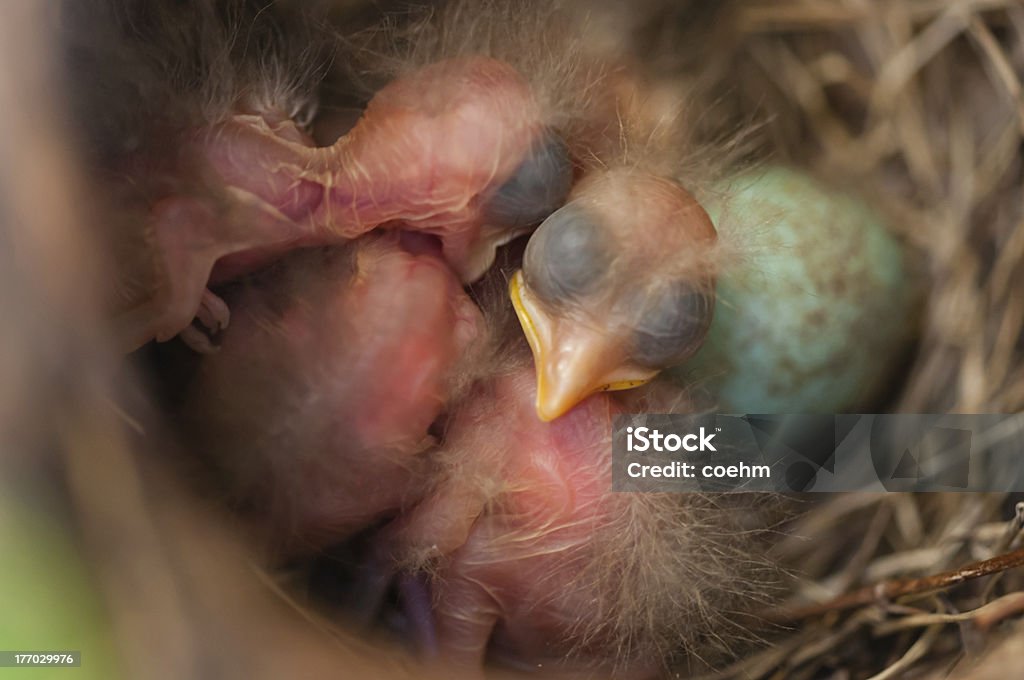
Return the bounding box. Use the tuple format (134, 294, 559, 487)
(195, 288, 230, 334)
(177, 289, 229, 353)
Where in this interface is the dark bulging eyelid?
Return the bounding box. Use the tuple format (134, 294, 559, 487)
(523, 203, 608, 304)
(630, 283, 714, 368)
(484, 128, 573, 228)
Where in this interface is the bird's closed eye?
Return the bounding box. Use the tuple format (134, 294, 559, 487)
(484, 129, 573, 229)
(630, 283, 713, 368)
(522, 203, 609, 304)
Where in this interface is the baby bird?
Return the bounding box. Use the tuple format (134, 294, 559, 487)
(64, 0, 571, 353)
(364, 364, 783, 678)
(181, 232, 482, 554)
(136, 52, 569, 352)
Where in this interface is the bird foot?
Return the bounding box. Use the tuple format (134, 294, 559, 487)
(176, 289, 230, 353)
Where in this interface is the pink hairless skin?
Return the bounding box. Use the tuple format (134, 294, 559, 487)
(361, 369, 666, 678)
(183, 232, 482, 554)
(118, 56, 565, 353)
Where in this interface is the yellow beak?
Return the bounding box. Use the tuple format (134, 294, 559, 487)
(509, 270, 656, 421)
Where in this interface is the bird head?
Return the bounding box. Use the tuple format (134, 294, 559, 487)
(511, 169, 717, 421)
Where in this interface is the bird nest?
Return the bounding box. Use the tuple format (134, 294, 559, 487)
(696, 1, 1024, 678)
(2, 2, 1024, 679)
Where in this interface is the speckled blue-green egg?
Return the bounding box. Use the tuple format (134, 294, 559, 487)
(675, 166, 919, 413)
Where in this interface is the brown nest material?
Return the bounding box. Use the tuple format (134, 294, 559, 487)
(728, 0, 1024, 415)
(693, 1, 1024, 678)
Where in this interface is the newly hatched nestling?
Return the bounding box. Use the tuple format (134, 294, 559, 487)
(63, 0, 572, 353)
(181, 233, 482, 554)
(368, 364, 785, 677)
